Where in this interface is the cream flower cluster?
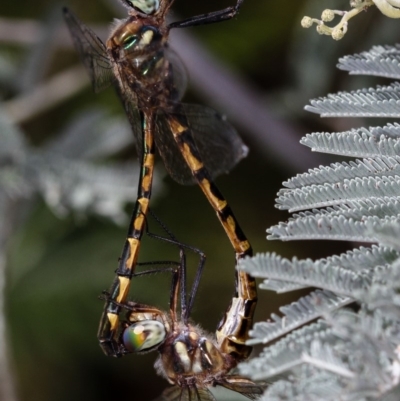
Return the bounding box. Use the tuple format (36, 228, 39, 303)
(301, 0, 400, 40)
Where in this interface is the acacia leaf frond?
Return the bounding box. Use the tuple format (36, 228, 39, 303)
(239, 253, 372, 296)
(338, 45, 400, 80)
(276, 176, 400, 212)
(268, 214, 399, 242)
(305, 82, 400, 118)
(301, 125, 400, 158)
(284, 156, 400, 189)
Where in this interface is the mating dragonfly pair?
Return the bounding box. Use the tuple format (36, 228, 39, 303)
(63, 0, 262, 399)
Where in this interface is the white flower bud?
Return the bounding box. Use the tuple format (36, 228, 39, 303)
(301, 16, 313, 28)
(332, 27, 345, 40)
(321, 9, 335, 21)
(316, 24, 324, 34)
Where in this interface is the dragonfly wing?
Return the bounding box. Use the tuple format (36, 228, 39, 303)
(220, 376, 266, 400)
(165, 48, 188, 102)
(154, 105, 248, 185)
(153, 386, 217, 401)
(154, 114, 195, 185)
(188, 387, 217, 401)
(182, 104, 248, 179)
(63, 8, 114, 93)
(120, 96, 143, 160)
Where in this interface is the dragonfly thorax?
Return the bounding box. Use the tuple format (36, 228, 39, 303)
(156, 324, 235, 387)
(107, 19, 164, 53)
(107, 18, 172, 107)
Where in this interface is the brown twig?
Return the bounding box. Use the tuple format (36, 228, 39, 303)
(4, 65, 88, 124)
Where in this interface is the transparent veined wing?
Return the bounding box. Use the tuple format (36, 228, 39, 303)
(63, 8, 114, 93)
(153, 386, 217, 401)
(221, 376, 265, 400)
(154, 104, 248, 185)
(120, 96, 143, 161)
(183, 104, 248, 178)
(165, 48, 188, 102)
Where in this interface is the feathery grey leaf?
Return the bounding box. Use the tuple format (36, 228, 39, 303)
(0, 167, 32, 199)
(267, 214, 399, 242)
(239, 253, 371, 296)
(27, 151, 147, 224)
(369, 221, 400, 252)
(259, 279, 307, 293)
(323, 244, 398, 271)
(239, 320, 334, 378)
(0, 106, 159, 223)
(302, 341, 354, 378)
(0, 109, 32, 198)
(380, 386, 400, 401)
(244, 42, 400, 401)
(284, 156, 400, 189)
(0, 109, 27, 160)
(291, 197, 400, 222)
(276, 176, 400, 212)
(362, 261, 400, 320)
(338, 45, 400, 80)
(259, 372, 344, 401)
(47, 108, 133, 160)
(300, 125, 400, 158)
(246, 310, 399, 398)
(305, 83, 400, 118)
(241, 245, 397, 283)
(246, 290, 351, 345)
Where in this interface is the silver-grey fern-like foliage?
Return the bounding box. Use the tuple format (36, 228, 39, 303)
(300, 125, 400, 157)
(338, 45, 400, 80)
(306, 82, 400, 118)
(0, 107, 164, 224)
(238, 44, 400, 400)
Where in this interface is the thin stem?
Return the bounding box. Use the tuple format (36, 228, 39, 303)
(4, 65, 89, 124)
(0, 199, 18, 401)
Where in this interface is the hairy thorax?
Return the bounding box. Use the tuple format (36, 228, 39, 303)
(106, 16, 175, 110)
(155, 323, 237, 388)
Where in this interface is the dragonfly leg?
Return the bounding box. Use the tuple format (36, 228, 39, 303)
(143, 210, 207, 324)
(168, 0, 245, 29)
(97, 112, 156, 357)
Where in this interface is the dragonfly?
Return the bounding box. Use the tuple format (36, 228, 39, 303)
(63, 0, 258, 397)
(99, 208, 264, 400)
(63, 0, 253, 264)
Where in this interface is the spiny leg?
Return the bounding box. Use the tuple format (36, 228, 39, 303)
(143, 209, 206, 324)
(166, 114, 257, 360)
(97, 112, 156, 357)
(168, 0, 245, 29)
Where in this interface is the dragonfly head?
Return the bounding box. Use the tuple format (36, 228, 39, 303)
(108, 20, 163, 56)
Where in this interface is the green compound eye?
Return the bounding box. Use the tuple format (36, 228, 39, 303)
(122, 320, 166, 352)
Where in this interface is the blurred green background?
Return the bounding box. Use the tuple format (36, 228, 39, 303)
(1, 0, 400, 400)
